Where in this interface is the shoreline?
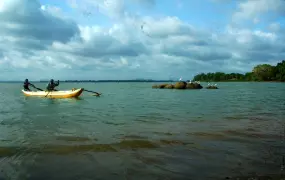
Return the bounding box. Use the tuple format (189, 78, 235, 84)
(192, 80, 285, 83)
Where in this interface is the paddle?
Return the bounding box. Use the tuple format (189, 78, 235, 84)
(31, 84, 44, 91)
(45, 91, 50, 97)
(83, 89, 102, 96)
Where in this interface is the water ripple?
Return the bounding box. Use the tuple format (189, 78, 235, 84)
(0, 82, 284, 179)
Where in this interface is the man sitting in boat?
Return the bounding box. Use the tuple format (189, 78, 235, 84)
(46, 79, 59, 91)
(23, 79, 35, 91)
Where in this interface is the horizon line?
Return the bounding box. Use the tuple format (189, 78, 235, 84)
(0, 79, 177, 82)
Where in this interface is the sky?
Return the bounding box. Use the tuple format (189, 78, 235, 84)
(0, 0, 284, 80)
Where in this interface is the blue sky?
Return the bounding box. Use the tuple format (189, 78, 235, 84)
(0, 0, 284, 80)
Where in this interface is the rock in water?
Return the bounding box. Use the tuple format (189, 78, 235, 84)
(164, 84, 174, 89)
(152, 85, 159, 88)
(158, 84, 168, 88)
(186, 83, 203, 89)
(152, 81, 204, 90)
(206, 86, 218, 89)
(174, 81, 187, 89)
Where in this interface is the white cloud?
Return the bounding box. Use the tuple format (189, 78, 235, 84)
(0, 0, 284, 80)
(268, 22, 281, 32)
(232, 0, 285, 23)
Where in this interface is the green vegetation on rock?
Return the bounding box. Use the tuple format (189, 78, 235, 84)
(193, 60, 285, 82)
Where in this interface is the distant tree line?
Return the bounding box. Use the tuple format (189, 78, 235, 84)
(192, 60, 285, 82)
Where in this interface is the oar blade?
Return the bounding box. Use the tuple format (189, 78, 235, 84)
(83, 89, 102, 96)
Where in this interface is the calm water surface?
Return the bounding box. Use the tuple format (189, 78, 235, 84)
(0, 82, 284, 180)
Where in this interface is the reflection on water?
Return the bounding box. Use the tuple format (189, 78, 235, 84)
(24, 96, 83, 102)
(0, 82, 284, 179)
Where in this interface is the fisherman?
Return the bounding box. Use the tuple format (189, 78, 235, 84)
(23, 79, 35, 91)
(46, 79, 59, 91)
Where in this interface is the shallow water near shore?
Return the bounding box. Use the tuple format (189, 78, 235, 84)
(0, 82, 285, 180)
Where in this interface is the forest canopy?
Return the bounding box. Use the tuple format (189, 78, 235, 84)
(192, 60, 285, 82)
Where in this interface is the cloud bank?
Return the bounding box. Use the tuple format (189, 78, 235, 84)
(0, 0, 284, 80)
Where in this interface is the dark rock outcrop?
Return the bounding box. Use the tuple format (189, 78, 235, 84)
(164, 84, 174, 89)
(152, 81, 203, 90)
(174, 81, 187, 89)
(206, 86, 218, 89)
(186, 83, 203, 89)
(158, 84, 168, 88)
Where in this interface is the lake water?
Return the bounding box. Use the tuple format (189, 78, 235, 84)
(0, 82, 284, 180)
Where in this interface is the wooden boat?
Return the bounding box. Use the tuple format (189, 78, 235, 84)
(22, 88, 84, 98)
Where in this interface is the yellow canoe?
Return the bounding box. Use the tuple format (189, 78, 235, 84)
(22, 88, 84, 98)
